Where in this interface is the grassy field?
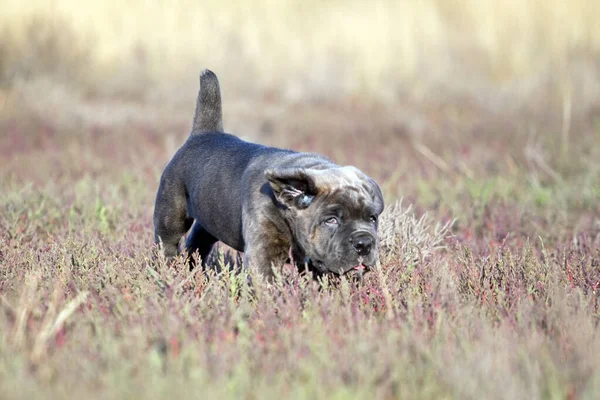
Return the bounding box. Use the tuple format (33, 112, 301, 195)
(2, 1, 600, 399)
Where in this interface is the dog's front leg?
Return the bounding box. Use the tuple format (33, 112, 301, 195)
(243, 238, 289, 282)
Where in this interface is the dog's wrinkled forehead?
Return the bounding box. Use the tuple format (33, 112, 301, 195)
(312, 167, 369, 193)
(312, 166, 382, 208)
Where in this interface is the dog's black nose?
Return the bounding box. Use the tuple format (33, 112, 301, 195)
(349, 234, 373, 256)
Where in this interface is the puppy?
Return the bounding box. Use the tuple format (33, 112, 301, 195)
(154, 70, 384, 279)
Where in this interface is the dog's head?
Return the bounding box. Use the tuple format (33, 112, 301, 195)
(266, 166, 384, 275)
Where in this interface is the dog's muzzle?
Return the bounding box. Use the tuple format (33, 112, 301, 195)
(349, 232, 375, 257)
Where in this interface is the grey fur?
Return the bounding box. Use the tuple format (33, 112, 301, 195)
(192, 70, 223, 133)
(154, 70, 384, 279)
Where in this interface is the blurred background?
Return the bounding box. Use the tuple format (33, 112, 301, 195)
(2, 0, 599, 107)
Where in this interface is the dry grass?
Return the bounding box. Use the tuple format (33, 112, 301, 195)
(2, 0, 600, 103)
(1, 1, 600, 398)
(1, 84, 600, 397)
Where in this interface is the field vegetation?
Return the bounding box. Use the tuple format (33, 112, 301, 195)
(1, 1, 599, 398)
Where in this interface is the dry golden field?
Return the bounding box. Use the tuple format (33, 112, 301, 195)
(2, 0, 600, 101)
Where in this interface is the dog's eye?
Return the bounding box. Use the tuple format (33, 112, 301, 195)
(369, 215, 377, 223)
(324, 217, 339, 226)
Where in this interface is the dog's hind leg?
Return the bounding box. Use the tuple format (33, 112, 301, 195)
(184, 222, 218, 268)
(153, 178, 192, 260)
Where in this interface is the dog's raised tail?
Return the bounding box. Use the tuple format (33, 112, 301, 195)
(192, 69, 223, 134)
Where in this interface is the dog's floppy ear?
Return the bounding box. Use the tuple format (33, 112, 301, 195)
(265, 168, 317, 209)
(368, 177, 385, 213)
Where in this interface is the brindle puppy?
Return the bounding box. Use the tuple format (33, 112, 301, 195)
(154, 70, 384, 279)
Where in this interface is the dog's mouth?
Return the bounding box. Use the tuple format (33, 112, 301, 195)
(346, 263, 372, 280)
(342, 255, 373, 276)
(308, 258, 372, 277)
(352, 263, 368, 272)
